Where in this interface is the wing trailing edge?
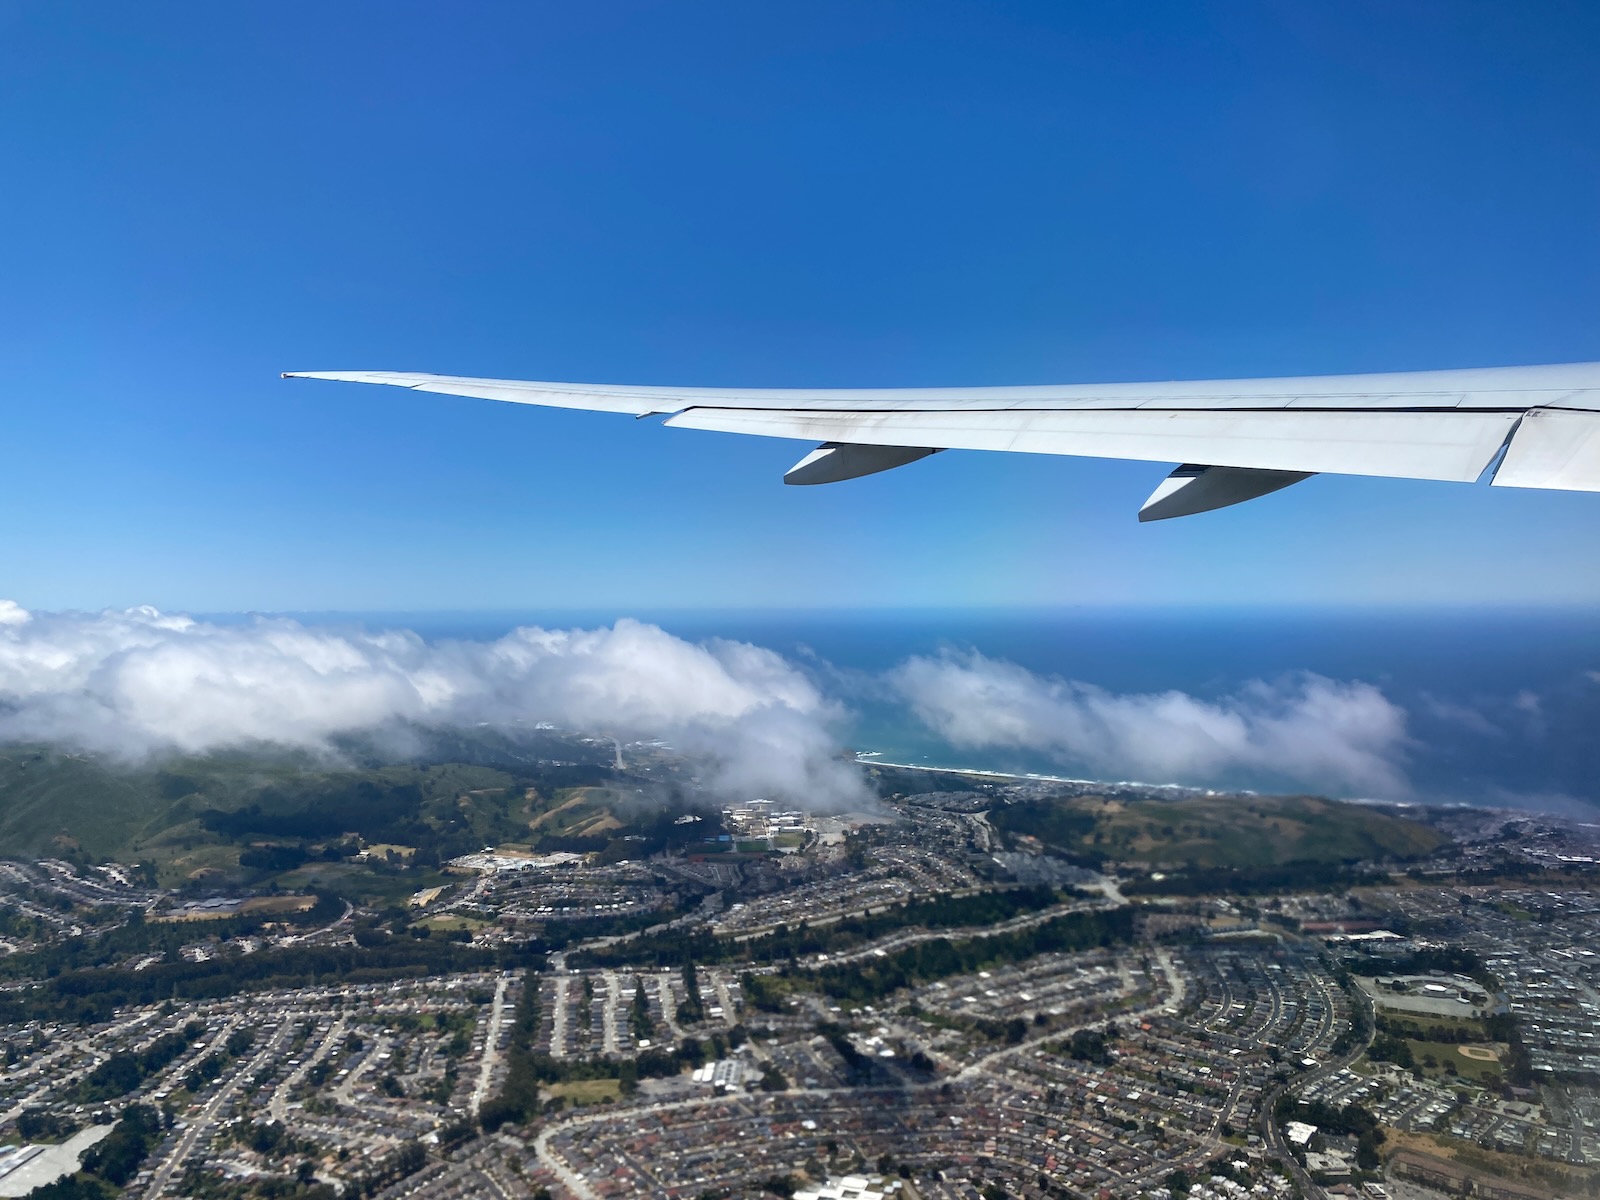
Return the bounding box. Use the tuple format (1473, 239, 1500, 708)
(283, 364, 1600, 518)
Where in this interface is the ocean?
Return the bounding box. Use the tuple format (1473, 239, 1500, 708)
(285, 607, 1600, 812)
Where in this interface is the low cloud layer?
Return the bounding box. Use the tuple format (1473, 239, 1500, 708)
(0, 603, 1420, 803)
(0, 603, 869, 809)
(889, 650, 1410, 796)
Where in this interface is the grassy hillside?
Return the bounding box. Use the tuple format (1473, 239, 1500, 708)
(0, 736, 723, 895)
(527, 786, 634, 839)
(0, 748, 180, 859)
(991, 791, 1446, 868)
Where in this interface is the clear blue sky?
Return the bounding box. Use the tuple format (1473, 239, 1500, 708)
(2, 0, 1598, 612)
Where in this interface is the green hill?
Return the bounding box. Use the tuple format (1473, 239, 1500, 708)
(0, 748, 191, 859)
(989, 790, 1446, 868)
(0, 732, 725, 894)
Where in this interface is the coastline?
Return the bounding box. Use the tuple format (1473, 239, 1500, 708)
(854, 754, 1405, 809)
(855, 754, 1217, 795)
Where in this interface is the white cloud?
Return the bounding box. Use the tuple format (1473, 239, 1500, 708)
(0, 603, 869, 810)
(888, 649, 1410, 797)
(0, 603, 1431, 805)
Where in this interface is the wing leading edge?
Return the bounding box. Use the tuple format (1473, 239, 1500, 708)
(283, 364, 1600, 519)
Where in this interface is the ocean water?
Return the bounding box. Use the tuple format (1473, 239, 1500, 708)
(291, 608, 1600, 812)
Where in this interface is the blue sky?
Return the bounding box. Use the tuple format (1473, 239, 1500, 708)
(2, 1, 1598, 612)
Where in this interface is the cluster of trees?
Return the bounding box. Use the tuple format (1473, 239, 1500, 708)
(1275, 1094, 1386, 1167)
(1328, 967, 1373, 1057)
(1376, 1015, 1486, 1045)
(0, 898, 71, 943)
(1367, 1032, 1415, 1069)
(1, 937, 520, 1027)
(632, 1039, 710, 1083)
(629, 975, 652, 1042)
(1484, 1011, 1533, 1088)
(1059, 1027, 1113, 1065)
(84, 1103, 163, 1186)
(170, 1024, 259, 1096)
(740, 907, 1133, 1011)
(816, 1022, 875, 1082)
(342, 1139, 429, 1198)
(228, 1118, 319, 1160)
(758, 1064, 788, 1092)
(988, 801, 1101, 862)
(0, 892, 344, 985)
(478, 970, 543, 1132)
(237, 845, 315, 872)
(807, 908, 1135, 1005)
(200, 780, 433, 845)
(1343, 945, 1489, 985)
(1275, 1094, 1379, 1137)
(679, 960, 705, 1022)
(1202, 1156, 1252, 1185)
(571, 886, 1070, 972)
(1355, 1127, 1386, 1171)
(535, 905, 689, 953)
(75, 1021, 205, 1102)
(571, 927, 717, 971)
(1369, 1017, 1529, 1088)
(184, 1050, 228, 1093)
(1125, 861, 1382, 898)
(17, 1109, 78, 1141)
(173, 1166, 338, 1199)
(27, 1104, 162, 1199)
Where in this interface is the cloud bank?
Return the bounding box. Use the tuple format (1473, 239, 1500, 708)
(0, 603, 869, 809)
(0, 603, 1419, 803)
(888, 649, 1410, 796)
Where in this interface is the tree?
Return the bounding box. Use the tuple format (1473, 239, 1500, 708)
(630, 976, 653, 1042)
(680, 959, 705, 1022)
(1356, 1129, 1383, 1171)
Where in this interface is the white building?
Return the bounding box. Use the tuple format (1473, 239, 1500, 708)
(794, 1176, 901, 1200)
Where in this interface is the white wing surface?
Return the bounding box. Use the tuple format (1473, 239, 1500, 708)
(284, 363, 1600, 519)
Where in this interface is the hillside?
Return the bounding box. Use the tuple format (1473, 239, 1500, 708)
(0, 748, 181, 860)
(988, 790, 1447, 868)
(0, 726, 741, 901)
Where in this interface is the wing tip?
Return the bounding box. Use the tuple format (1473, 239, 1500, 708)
(281, 370, 377, 382)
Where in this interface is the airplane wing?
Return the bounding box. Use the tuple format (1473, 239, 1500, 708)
(283, 363, 1600, 520)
